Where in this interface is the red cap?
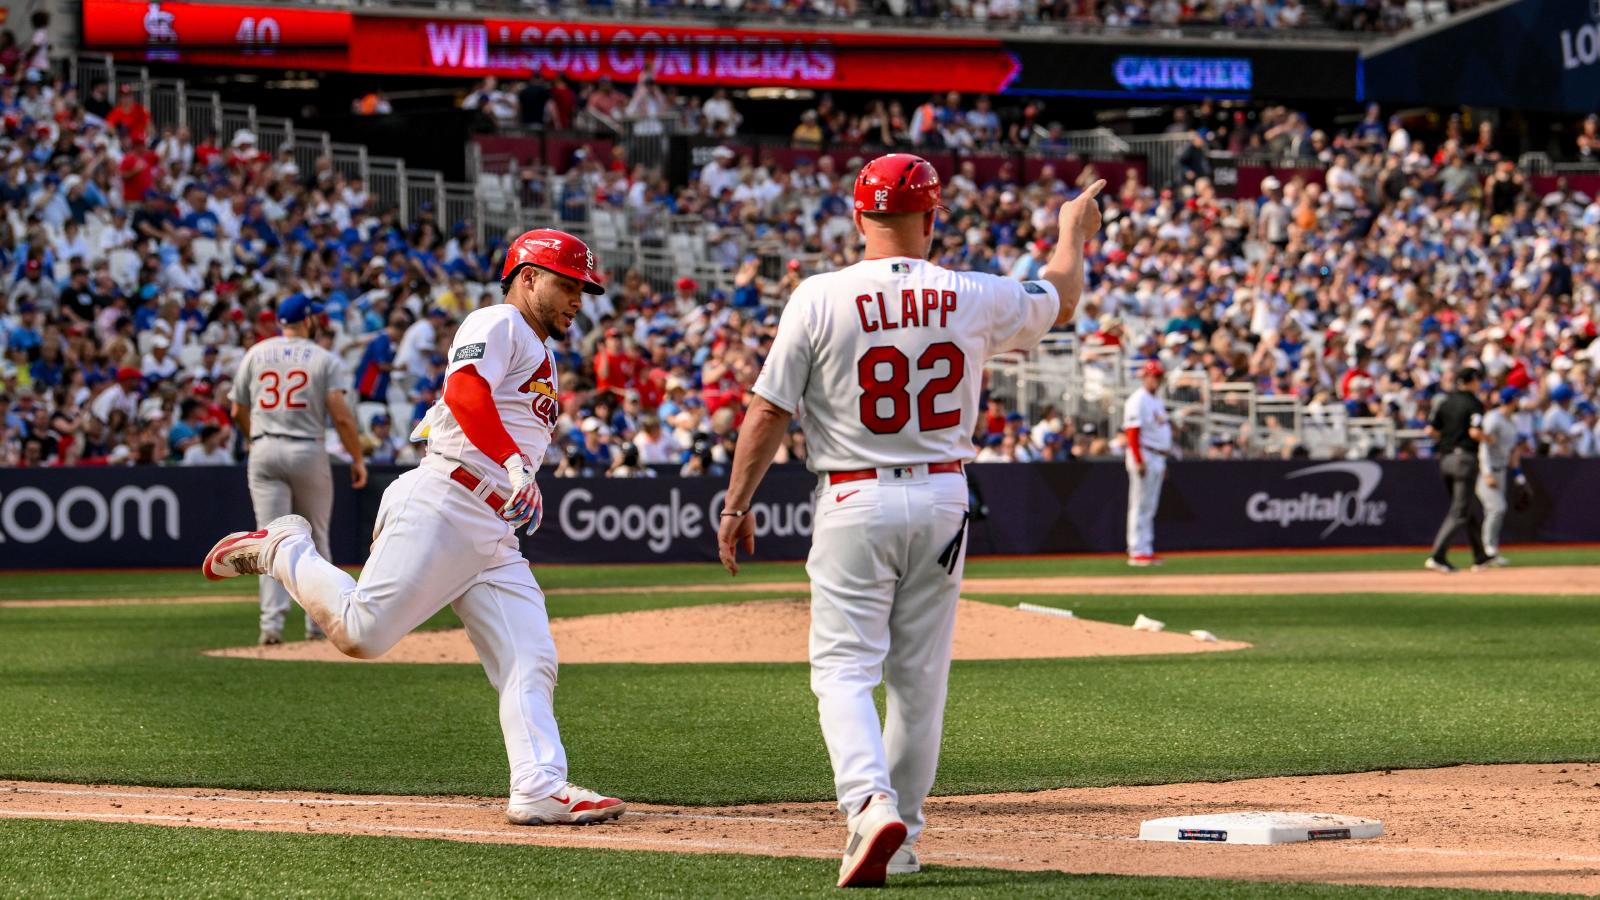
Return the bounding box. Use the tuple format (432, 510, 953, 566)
(501, 228, 605, 295)
(786, 259, 802, 271)
(1141, 359, 1165, 377)
(853, 153, 943, 215)
(116, 366, 142, 382)
(675, 277, 697, 292)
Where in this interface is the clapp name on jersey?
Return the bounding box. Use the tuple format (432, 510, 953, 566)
(855, 289, 959, 333)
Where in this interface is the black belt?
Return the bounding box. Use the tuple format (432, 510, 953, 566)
(254, 433, 318, 442)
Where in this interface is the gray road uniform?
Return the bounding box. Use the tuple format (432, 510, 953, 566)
(1475, 407, 1518, 559)
(231, 336, 343, 638)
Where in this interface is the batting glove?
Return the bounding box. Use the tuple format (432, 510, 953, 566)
(500, 453, 542, 534)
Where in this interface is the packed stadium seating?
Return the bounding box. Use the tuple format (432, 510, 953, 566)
(1, 48, 1598, 478)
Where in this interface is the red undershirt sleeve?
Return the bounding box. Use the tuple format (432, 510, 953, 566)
(445, 365, 520, 465)
(1125, 426, 1143, 466)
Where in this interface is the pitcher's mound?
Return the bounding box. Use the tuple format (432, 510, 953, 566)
(206, 599, 1248, 665)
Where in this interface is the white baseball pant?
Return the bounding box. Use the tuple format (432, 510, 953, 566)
(267, 464, 568, 803)
(807, 465, 968, 846)
(1126, 455, 1166, 558)
(247, 438, 332, 636)
(1476, 465, 1508, 558)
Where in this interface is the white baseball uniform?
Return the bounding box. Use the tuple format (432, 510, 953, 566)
(1123, 386, 1172, 559)
(1476, 406, 1516, 558)
(231, 336, 342, 639)
(753, 256, 1060, 845)
(263, 303, 571, 804)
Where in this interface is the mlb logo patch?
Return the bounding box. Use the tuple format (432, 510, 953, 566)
(891, 263, 910, 274)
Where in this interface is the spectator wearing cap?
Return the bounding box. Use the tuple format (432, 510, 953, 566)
(1542, 383, 1577, 446)
(91, 366, 143, 424)
(117, 141, 162, 205)
(361, 412, 406, 464)
(578, 416, 614, 469)
(1570, 400, 1598, 457)
(632, 413, 682, 465)
(181, 423, 233, 465)
(168, 398, 207, 456)
(672, 277, 699, 315)
(593, 328, 639, 401)
(1009, 239, 1051, 281)
(11, 259, 57, 311)
(105, 85, 151, 145)
(141, 334, 180, 382)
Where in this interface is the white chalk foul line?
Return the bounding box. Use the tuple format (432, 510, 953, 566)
(5, 786, 492, 811)
(9, 786, 1598, 869)
(0, 808, 829, 857)
(0, 808, 1024, 866)
(2, 786, 1099, 842)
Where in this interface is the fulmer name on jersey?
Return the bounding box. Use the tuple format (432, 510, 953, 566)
(854, 290, 959, 333)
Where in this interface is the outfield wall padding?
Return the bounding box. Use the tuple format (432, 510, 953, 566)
(1, 459, 1596, 569)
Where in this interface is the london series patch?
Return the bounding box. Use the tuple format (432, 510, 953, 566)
(453, 343, 486, 362)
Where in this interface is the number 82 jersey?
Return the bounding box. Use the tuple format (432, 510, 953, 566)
(751, 256, 1059, 471)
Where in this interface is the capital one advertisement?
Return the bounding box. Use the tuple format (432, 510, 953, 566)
(80, 0, 1021, 93)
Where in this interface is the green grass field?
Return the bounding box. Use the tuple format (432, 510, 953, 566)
(2, 548, 1595, 897)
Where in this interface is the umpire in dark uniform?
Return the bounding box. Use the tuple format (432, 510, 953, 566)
(1425, 366, 1491, 573)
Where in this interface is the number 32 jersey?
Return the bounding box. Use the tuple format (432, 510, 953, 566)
(231, 336, 343, 440)
(752, 256, 1059, 471)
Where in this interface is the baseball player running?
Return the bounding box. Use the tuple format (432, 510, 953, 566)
(1476, 385, 1521, 566)
(717, 153, 1102, 888)
(203, 230, 626, 826)
(231, 294, 367, 645)
(1123, 359, 1171, 566)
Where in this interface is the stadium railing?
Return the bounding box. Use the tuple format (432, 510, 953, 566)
(71, 55, 526, 246)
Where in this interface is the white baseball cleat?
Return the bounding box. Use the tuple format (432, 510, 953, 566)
(887, 846, 921, 875)
(202, 515, 311, 581)
(837, 793, 907, 888)
(1485, 555, 1510, 568)
(506, 782, 626, 825)
(1423, 558, 1457, 574)
(258, 629, 282, 647)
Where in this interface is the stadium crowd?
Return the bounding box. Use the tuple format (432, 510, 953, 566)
(483, 0, 1486, 32)
(1, 63, 1598, 474)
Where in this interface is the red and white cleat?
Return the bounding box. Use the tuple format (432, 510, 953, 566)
(1128, 555, 1163, 567)
(506, 782, 626, 825)
(202, 515, 310, 581)
(837, 793, 907, 888)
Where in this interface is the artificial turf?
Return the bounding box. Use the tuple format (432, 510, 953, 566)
(3, 589, 1599, 803)
(0, 819, 1560, 900)
(2, 544, 1595, 602)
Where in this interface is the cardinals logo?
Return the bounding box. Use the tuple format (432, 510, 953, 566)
(518, 356, 558, 401)
(518, 355, 559, 428)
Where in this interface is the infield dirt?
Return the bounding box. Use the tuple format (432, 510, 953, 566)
(6, 763, 1599, 894)
(206, 598, 1249, 664)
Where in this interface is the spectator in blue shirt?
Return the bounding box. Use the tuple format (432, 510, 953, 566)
(354, 314, 405, 403)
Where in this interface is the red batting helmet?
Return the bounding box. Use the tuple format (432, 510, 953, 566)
(1141, 359, 1166, 378)
(853, 153, 944, 215)
(500, 229, 605, 295)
